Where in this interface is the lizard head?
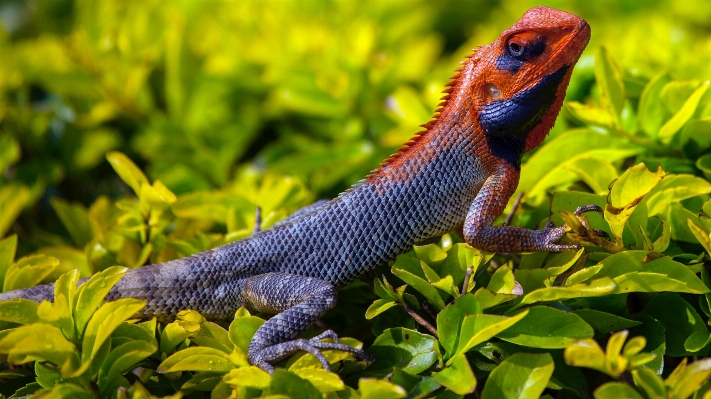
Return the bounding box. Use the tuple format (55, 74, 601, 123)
(458, 7, 590, 156)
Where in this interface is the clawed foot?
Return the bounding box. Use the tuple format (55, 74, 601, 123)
(249, 330, 371, 374)
(541, 204, 608, 251)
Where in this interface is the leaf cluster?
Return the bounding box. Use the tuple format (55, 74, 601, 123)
(2, 1, 711, 398)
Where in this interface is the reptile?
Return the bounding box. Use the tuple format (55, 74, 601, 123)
(0, 6, 592, 374)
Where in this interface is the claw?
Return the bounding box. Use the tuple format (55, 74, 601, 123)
(249, 333, 370, 375)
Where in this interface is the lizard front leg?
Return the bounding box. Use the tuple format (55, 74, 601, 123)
(464, 163, 594, 252)
(242, 272, 368, 374)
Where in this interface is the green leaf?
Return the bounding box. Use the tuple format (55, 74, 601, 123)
(680, 119, 711, 152)
(160, 320, 201, 354)
(228, 312, 265, 354)
(572, 309, 641, 334)
(698, 153, 711, 181)
(158, 346, 234, 373)
(566, 102, 616, 130)
(591, 251, 709, 294)
(481, 353, 554, 399)
(222, 366, 272, 389)
(35, 361, 62, 389)
(473, 288, 517, 310)
(644, 174, 711, 217)
(182, 372, 223, 391)
(0, 235, 18, 292)
(107, 152, 149, 194)
(268, 369, 322, 399)
(0, 324, 79, 367)
(595, 46, 625, 122)
(436, 294, 481, 357)
(31, 383, 95, 399)
(629, 316, 666, 374)
(672, 357, 711, 399)
(658, 81, 710, 144)
(631, 368, 666, 399)
(4, 255, 59, 292)
(292, 369, 345, 393)
(368, 328, 438, 375)
(488, 265, 518, 294)
(359, 378, 407, 399)
(452, 310, 529, 361)
(191, 321, 233, 354)
(50, 198, 94, 249)
(498, 306, 593, 349)
(431, 353, 476, 395)
(437, 243, 482, 288)
(684, 331, 711, 353)
(0, 299, 40, 325)
(97, 340, 158, 397)
(565, 265, 603, 287)
(638, 72, 671, 136)
(641, 293, 708, 356)
(515, 277, 616, 308)
(605, 163, 665, 244)
(391, 263, 446, 310)
(520, 129, 642, 205)
(0, 134, 20, 173)
(413, 244, 447, 266)
(74, 266, 128, 335)
(80, 298, 146, 367)
(0, 184, 30, 239)
(594, 382, 644, 399)
(366, 299, 398, 320)
(564, 338, 608, 375)
(563, 157, 619, 195)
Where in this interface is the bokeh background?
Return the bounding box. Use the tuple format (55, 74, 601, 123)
(1, 0, 710, 258)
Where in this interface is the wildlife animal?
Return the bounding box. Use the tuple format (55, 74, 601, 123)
(0, 6, 592, 374)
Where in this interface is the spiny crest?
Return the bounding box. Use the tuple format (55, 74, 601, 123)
(363, 49, 479, 182)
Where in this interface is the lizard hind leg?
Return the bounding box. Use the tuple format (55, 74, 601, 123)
(242, 272, 368, 374)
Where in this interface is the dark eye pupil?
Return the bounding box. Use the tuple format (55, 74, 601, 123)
(509, 42, 523, 55)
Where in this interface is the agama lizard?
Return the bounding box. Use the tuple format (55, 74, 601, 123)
(0, 7, 592, 374)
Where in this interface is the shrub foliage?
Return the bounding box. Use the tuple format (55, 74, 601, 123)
(1, 1, 711, 398)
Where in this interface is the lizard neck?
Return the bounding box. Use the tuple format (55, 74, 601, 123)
(365, 54, 506, 187)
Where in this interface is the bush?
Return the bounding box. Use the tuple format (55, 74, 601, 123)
(1, 1, 711, 398)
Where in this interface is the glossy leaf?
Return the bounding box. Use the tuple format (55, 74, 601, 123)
(431, 353, 476, 395)
(641, 293, 708, 356)
(368, 328, 438, 375)
(158, 346, 234, 373)
(573, 310, 641, 334)
(452, 310, 529, 361)
(268, 369, 322, 399)
(437, 294, 481, 357)
(74, 266, 128, 335)
(658, 82, 710, 144)
(481, 353, 554, 399)
(359, 378, 407, 399)
(594, 382, 644, 399)
(498, 307, 593, 348)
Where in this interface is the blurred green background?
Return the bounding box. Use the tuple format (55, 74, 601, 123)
(1, 0, 710, 256)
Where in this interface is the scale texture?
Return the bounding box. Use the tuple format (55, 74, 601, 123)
(0, 6, 591, 373)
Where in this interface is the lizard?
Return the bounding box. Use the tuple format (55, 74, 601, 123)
(0, 6, 592, 374)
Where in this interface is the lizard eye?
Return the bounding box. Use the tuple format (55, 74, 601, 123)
(506, 33, 545, 61)
(508, 41, 524, 57)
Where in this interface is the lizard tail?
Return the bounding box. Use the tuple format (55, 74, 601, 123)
(0, 283, 55, 303)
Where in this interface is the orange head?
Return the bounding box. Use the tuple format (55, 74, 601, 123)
(446, 6, 590, 155)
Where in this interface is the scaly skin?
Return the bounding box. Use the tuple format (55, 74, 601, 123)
(0, 7, 591, 374)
